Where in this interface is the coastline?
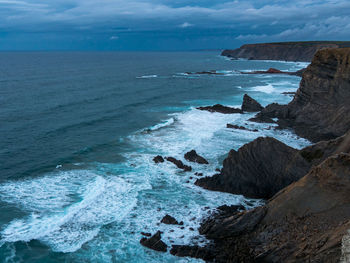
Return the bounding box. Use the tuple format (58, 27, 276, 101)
(142, 48, 350, 262)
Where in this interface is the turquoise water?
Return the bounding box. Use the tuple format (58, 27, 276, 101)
(0, 52, 310, 262)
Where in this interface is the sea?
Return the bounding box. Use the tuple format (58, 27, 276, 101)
(0, 51, 310, 263)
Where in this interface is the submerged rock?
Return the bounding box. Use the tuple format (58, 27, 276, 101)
(140, 231, 167, 252)
(184, 150, 209, 164)
(197, 104, 243, 114)
(165, 157, 192, 172)
(226, 124, 258, 132)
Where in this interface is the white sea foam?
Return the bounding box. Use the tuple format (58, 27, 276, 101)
(137, 75, 158, 79)
(0, 170, 140, 253)
(250, 84, 275, 94)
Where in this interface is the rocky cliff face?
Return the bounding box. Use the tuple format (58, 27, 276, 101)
(222, 41, 350, 62)
(255, 48, 350, 142)
(175, 153, 350, 262)
(196, 131, 350, 199)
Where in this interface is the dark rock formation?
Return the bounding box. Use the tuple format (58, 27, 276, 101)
(185, 70, 225, 75)
(252, 48, 350, 142)
(178, 153, 350, 262)
(170, 245, 215, 261)
(226, 124, 258, 132)
(153, 155, 164, 163)
(197, 104, 242, 114)
(140, 231, 168, 252)
(165, 157, 192, 172)
(184, 150, 209, 164)
(196, 131, 350, 199)
(195, 137, 310, 199)
(241, 94, 263, 112)
(161, 215, 183, 225)
(222, 41, 350, 62)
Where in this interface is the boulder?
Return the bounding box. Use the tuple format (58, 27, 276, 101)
(140, 231, 168, 252)
(184, 150, 209, 164)
(153, 155, 164, 163)
(161, 215, 183, 225)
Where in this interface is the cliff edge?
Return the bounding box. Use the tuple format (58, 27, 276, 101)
(222, 41, 350, 62)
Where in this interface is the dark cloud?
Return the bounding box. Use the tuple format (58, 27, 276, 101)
(0, 0, 349, 50)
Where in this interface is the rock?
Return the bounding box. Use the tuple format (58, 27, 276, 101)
(196, 132, 350, 199)
(185, 70, 225, 75)
(226, 124, 258, 132)
(184, 150, 209, 164)
(197, 104, 243, 114)
(217, 204, 245, 214)
(165, 157, 192, 172)
(241, 94, 263, 112)
(221, 41, 350, 62)
(170, 245, 215, 261)
(179, 153, 350, 262)
(252, 48, 350, 142)
(141, 232, 152, 237)
(153, 155, 164, 163)
(195, 137, 311, 199)
(140, 231, 168, 252)
(161, 215, 181, 225)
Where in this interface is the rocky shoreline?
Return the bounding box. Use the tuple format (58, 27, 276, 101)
(141, 47, 350, 262)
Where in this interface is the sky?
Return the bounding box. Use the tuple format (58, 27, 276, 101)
(0, 0, 350, 50)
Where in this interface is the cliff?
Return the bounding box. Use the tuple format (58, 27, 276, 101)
(255, 47, 350, 142)
(222, 41, 350, 62)
(172, 153, 350, 262)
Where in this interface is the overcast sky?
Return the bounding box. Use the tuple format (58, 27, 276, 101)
(0, 0, 350, 50)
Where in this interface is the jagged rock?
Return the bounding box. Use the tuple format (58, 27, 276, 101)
(140, 231, 168, 252)
(179, 153, 350, 262)
(161, 215, 183, 225)
(165, 157, 192, 172)
(184, 150, 208, 164)
(241, 94, 263, 112)
(153, 155, 164, 163)
(195, 137, 311, 199)
(196, 131, 350, 199)
(197, 104, 243, 114)
(252, 48, 350, 142)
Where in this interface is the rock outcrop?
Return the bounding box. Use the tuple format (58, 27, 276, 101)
(161, 215, 183, 225)
(153, 155, 164, 163)
(165, 157, 192, 172)
(184, 150, 209, 164)
(252, 48, 350, 142)
(196, 131, 350, 199)
(241, 94, 263, 112)
(140, 231, 168, 252)
(197, 104, 242, 114)
(195, 137, 310, 199)
(222, 41, 350, 62)
(178, 153, 350, 262)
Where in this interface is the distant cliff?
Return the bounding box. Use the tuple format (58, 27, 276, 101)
(222, 41, 350, 62)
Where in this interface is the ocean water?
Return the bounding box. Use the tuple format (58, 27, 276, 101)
(0, 51, 310, 263)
